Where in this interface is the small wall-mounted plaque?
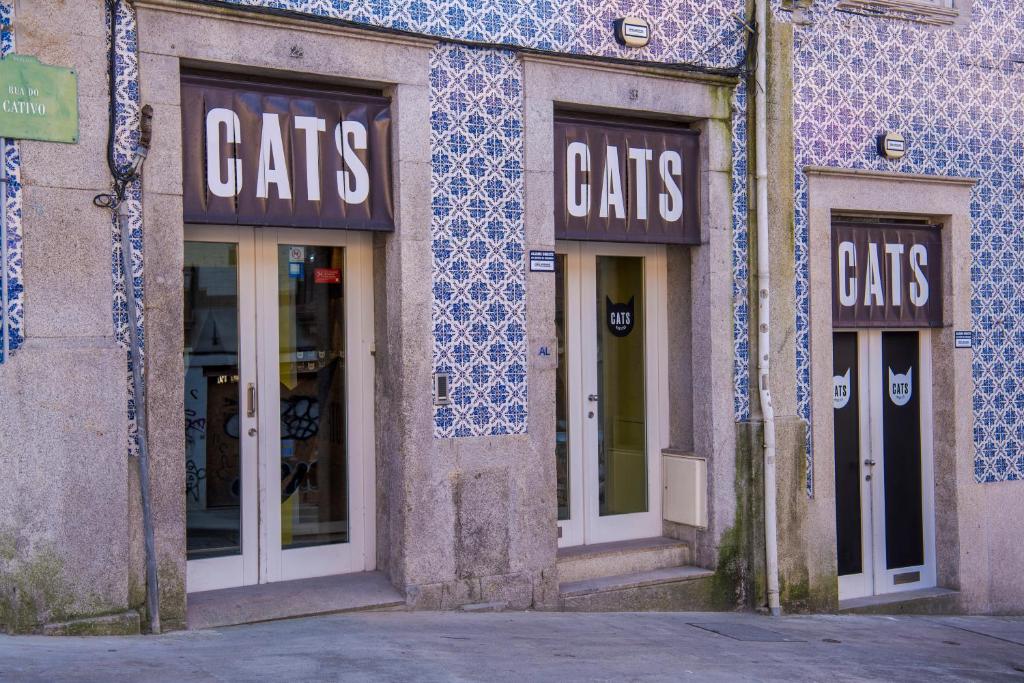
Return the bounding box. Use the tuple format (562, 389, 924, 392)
(0, 54, 78, 143)
(529, 250, 556, 272)
(955, 330, 973, 349)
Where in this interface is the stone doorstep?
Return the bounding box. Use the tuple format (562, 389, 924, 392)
(559, 565, 715, 598)
(839, 587, 960, 615)
(556, 536, 693, 585)
(186, 571, 405, 630)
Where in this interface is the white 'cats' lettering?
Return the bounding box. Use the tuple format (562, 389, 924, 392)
(205, 107, 370, 205)
(888, 367, 913, 407)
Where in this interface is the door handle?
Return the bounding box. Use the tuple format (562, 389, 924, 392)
(864, 459, 876, 466)
(246, 383, 257, 418)
(587, 394, 599, 402)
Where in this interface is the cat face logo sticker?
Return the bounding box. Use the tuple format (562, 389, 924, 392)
(888, 367, 913, 407)
(606, 296, 635, 337)
(833, 368, 851, 410)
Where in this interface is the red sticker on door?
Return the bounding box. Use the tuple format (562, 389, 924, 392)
(314, 268, 341, 284)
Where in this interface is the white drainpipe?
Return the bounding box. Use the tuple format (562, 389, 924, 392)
(754, 0, 782, 617)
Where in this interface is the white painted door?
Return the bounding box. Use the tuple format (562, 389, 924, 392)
(834, 329, 936, 601)
(556, 242, 668, 548)
(185, 226, 375, 593)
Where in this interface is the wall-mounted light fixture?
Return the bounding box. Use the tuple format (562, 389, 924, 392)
(615, 17, 651, 48)
(878, 131, 907, 160)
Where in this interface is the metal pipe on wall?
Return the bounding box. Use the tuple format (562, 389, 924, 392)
(754, 0, 782, 617)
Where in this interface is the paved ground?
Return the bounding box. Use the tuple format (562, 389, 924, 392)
(1, 611, 1023, 682)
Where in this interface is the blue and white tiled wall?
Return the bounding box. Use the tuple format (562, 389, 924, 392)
(429, 45, 528, 437)
(788, 0, 1024, 485)
(0, 2, 23, 365)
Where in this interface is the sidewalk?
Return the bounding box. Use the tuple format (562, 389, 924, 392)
(1, 610, 1023, 682)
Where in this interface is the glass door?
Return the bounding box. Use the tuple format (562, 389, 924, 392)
(256, 229, 375, 583)
(185, 226, 374, 592)
(556, 242, 667, 547)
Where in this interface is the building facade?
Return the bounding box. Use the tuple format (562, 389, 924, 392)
(0, 0, 1020, 634)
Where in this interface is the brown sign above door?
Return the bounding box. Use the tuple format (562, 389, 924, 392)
(181, 72, 394, 231)
(831, 221, 943, 328)
(554, 114, 700, 245)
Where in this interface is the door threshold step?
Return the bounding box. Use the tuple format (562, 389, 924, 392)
(560, 565, 713, 598)
(839, 587, 959, 614)
(187, 571, 405, 630)
(557, 537, 693, 584)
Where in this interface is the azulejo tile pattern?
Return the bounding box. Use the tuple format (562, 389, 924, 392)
(790, 0, 1024, 484)
(430, 45, 527, 437)
(198, 0, 747, 71)
(732, 84, 750, 422)
(0, 2, 22, 365)
(111, 1, 146, 456)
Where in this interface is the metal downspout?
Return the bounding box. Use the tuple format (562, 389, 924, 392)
(754, 0, 782, 617)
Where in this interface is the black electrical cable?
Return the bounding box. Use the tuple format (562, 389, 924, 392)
(181, 0, 750, 78)
(95, 0, 136, 208)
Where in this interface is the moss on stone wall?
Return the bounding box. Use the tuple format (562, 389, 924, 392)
(0, 530, 74, 633)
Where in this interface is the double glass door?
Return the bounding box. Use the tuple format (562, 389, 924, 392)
(183, 226, 374, 593)
(833, 330, 935, 600)
(556, 242, 668, 547)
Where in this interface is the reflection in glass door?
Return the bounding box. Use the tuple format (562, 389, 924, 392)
(275, 244, 349, 551)
(556, 242, 667, 548)
(185, 227, 374, 592)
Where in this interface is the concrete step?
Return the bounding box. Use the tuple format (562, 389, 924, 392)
(556, 537, 692, 584)
(560, 565, 717, 612)
(187, 571, 405, 630)
(839, 587, 960, 615)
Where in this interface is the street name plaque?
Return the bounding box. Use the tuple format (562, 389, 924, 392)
(0, 54, 78, 143)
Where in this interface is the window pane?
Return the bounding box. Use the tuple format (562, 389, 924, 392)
(184, 241, 242, 561)
(596, 255, 647, 517)
(278, 245, 349, 549)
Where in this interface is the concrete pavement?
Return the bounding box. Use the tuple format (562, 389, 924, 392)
(1, 611, 1023, 682)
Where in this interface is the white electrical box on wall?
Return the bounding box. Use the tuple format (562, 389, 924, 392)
(662, 451, 708, 528)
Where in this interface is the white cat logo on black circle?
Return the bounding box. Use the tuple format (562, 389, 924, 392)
(888, 367, 912, 407)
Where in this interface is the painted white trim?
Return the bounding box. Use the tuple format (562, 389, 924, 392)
(837, 333, 873, 601)
(184, 225, 259, 593)
(556, 243, 585, 549)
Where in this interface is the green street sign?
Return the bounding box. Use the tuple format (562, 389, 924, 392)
(0, 54, 78, 143)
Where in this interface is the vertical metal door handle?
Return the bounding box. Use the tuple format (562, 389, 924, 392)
(246, 383, 256, 418)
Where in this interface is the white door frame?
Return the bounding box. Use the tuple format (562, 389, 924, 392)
(556, 241, 668, 547)
(185, 225, 376, 593)
(184, 225, 260, 593)
(837, 329, 936, 601)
